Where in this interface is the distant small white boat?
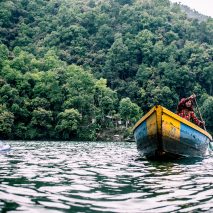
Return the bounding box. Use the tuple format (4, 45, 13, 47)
(0, 141, 11, 151)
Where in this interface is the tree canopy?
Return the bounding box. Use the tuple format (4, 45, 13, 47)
(0, 0, 212, 139)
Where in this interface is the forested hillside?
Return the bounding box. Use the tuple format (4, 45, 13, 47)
(0, 0, 212, 140)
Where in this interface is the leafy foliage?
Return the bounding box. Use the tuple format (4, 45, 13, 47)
(0, 0, 212, 139)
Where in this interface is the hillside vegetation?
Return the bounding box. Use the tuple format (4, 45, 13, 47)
(0, 0, 212, 140)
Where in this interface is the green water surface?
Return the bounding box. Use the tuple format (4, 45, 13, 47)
(0, 141, 212, 212)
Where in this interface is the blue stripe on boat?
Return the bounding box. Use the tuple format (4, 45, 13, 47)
(180, 123, 208, 145)
(134, 121, 147, 142)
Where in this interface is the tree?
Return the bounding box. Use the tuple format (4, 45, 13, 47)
(0, 44, 9, 69)
(62, 65, 95, 117)
(200, 96, 213, 130)
(28, 107, 53, 139)
(135, 29, 155, 65)
(119, 98, 142, 128)
(103, 34, 130, 86)
(197, 64, 213, 96)
(56, 108, 82, 139)
(0, 104, 14, 139)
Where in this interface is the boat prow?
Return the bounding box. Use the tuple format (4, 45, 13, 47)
(133, 105, 212, 159)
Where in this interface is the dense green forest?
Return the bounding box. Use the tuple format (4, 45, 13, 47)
(0, 0, 212, 140)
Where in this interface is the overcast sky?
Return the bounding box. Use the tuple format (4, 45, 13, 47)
(170, 0, 213, 17)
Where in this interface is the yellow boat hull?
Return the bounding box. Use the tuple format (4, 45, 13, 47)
(133, 106, 212, 159)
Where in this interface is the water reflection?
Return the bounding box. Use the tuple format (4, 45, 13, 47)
(0, 141, 212, 212)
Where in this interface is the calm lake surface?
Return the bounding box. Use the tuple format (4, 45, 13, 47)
(0, 141, 212, 213)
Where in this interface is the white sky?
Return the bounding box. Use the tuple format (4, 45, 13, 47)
(170, 0, 213, 17)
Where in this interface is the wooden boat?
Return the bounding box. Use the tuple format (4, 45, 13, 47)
(133, 105, 212, 159)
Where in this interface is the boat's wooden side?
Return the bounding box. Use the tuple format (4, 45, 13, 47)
(133, 106, 160, 158)
(133, 105, 212, 158)
(161, 107, 211, 157)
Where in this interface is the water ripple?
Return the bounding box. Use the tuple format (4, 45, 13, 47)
(0, 141, 212, 212)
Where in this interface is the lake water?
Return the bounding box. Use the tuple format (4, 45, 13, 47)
(0, 141, 212, 212)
